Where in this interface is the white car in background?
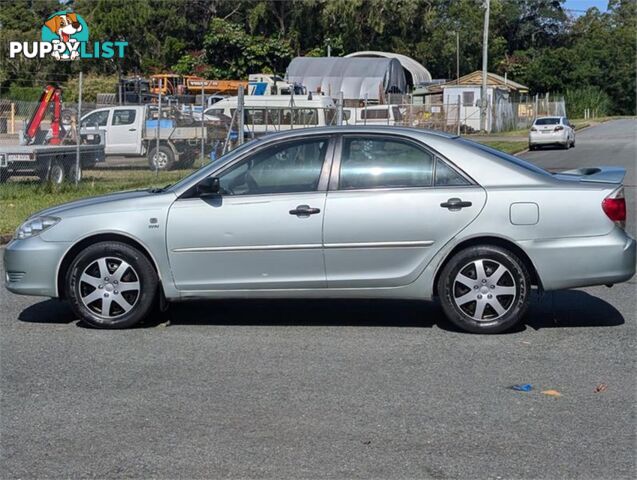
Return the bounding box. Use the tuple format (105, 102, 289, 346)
(529, 116, 575, 150)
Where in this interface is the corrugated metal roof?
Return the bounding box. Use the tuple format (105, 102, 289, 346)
(344, 51, 432, 85)
(285, 57, 407, 100)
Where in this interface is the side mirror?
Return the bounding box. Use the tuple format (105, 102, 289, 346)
(196, 176, 220, 196)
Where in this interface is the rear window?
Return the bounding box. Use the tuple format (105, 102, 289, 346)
(456, 138, 551, 177)
(534, 118, 560, 125)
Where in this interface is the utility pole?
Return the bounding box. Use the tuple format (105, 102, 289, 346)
(480, 0, 490, 133)
(456, 31, 460, 84)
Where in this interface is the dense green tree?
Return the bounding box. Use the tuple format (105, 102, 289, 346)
(1, 0, 635, 114)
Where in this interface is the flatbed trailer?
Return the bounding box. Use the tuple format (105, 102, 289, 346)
(0, 141, 105, 184)
(0, 84, 107, 184)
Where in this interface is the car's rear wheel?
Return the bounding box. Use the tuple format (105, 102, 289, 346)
(66, 242, 158, 328)
(437, 245, 531, 334)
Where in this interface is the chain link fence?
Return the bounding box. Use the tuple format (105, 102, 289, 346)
(1, 74, 569, 186)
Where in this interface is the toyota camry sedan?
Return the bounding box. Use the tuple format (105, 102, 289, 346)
(4, 126, 635, 333)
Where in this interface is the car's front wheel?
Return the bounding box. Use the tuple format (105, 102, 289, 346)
(66, 242, 158, 328)
(437, 245, 531, 334)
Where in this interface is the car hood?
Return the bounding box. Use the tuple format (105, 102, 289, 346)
(33, 189, 175, 219)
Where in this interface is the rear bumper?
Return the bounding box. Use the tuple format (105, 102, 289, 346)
(529, 132, 568, 145)
(3, 236, 70, 297)
(520, 228, 636, 290)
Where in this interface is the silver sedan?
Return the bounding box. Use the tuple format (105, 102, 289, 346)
(4, 126, 635, 333)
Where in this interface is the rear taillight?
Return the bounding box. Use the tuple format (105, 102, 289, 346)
(555, 125, 564, 131)
(602, 187, 626, 228)
(530, 127, 537, 131)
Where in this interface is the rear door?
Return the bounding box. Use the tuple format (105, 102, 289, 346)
(323, 134, 487, 287)
(108, 108, 141, 154)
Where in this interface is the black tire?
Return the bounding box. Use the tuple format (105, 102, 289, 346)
(66, 241, 158, 329)
(561, 142, 569, 150)
(528, 144, 535, 151)
(148, 145, 176, 171)
(0, 169, 8, 183)
(42, 160, 65, 184)
(437, 245, 531, 334)
(65, 162, 82, 182)
(178, 150, 197, 169)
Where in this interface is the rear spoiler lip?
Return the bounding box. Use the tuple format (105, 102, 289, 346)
(553, 166, 626, 184)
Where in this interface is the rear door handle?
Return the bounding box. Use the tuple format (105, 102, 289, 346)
(289, 205, 321, 216)
(440, 198, 472, 211)
(129, 128, 137, 131)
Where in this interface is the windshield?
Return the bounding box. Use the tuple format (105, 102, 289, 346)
(167, 138, 261, 192)
(534, 117, 560, 125)
(456, 138, 551, 177)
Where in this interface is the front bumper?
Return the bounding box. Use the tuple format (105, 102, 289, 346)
(529, 131, 568, 145)
(3, 236, 71, 297)
(520, 228, 636, 290)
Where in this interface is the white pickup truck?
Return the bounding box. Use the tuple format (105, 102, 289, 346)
(80, 105, 208, 170)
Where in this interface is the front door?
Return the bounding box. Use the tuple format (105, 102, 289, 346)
(167, 136, 333, 291)
(108, 108, 140, 154)
(323, 135, 487, 288)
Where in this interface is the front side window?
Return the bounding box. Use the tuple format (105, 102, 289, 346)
(112, 109, 136, 125)
(218, 138, 329, 195)
(81, 110, 109, 128)
(339, 137, 434, 190)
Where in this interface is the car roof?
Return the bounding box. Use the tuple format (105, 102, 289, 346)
(254, 125, 459, 142)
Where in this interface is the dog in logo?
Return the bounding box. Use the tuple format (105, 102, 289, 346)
(44, 12, 83, 60)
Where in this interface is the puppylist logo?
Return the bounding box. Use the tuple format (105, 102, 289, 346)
(9, 11, 127, 61)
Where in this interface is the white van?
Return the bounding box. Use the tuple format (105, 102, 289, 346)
(204, 95, 337, 134)
(343, 105, 403, 126)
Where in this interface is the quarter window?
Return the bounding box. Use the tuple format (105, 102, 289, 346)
(434, 159, 470, 186)
(339, 137, 434, 190)
(218, 139, 328, 195)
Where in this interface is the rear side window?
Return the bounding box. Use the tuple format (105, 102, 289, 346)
(112, 109, 136, 125)
(360, 109, 389, 120)
(339, 137, 434, 190)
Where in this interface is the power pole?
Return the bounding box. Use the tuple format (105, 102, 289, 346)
(456, 31, 460, 84)
(480, 0, 490, 133)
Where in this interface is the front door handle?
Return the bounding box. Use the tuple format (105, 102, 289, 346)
(289, 205, 321, 216)
(440, 198, 472, 211)
(129, 128, 137, 131)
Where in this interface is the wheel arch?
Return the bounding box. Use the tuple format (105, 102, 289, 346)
(432, 235, 542, 296)
(57, 232, 162, 299)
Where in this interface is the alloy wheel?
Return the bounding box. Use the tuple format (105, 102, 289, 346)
(452, 259, 517, 321)
(78, 257, 141, 319)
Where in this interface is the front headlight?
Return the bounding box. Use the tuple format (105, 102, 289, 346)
(14, 216, 60, 240)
